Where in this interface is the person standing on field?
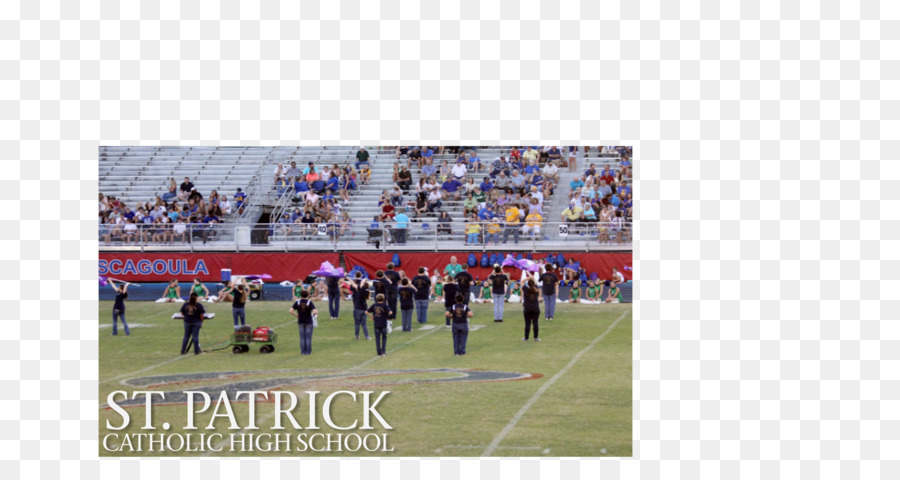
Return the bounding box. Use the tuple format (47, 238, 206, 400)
(445, 293, 473, 355)
(290, 290, 317, 355)
(180, 293, 205, 355)
(398, 278, 417, 332)
(488, 265, 509, 322)
(539, 264, 560, 321)
(109, 280, 130, 336)
(350, 272, 371, 340)
(455, 264, 474, 306)
(384, 262, 401, 322)
(326, 275, 341, 320)
(522, 278, 541, 341)
(367, 294, 392, 356)
(411, 267, 432, 324)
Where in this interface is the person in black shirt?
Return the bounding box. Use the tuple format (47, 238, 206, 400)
(398, 278, 417, 332)
(522, 278, 542, 341)
(326, 276, 341, 320)
(372, 270, 390, 300)
(109, 280, 130, 336)
(232, 278, 248, 330)
(539, 264, 560, 321)
(442, 275, 459, 327)
(350, 272, 371, 340)
(384, 263, 401, 321)
(488, 265, 509, 322)
(444, 294, 473, 355)
(454, 264, 474, 306)
(411, 267, 432, 324)
(366, 294, 392, 356)
(180, 293, 206, 355)
(290, 290, 317, 355)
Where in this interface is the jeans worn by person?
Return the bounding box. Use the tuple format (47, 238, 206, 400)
(387, 291, 398, 320)
(353, 309, 370, 339)
(543, 293, 557, 319)
(298, 323, 314, 355)
(401, 308, 413, 332)
(328, 290, 340, 318)
(232, 307, 245, 329)
(182, 321, 202, 354)
(502, 225, 520, 244)
(374, 327, 388, 355)
(112, 310, 130, 336)
(414, 299, 429, 323)
(452, 322, 469, 354)
(493, 295, 505, 320)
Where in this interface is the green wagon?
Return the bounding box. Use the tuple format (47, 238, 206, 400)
(229, 329, 278, 354)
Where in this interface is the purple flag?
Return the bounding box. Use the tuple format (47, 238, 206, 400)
(501, 255, 541, 272)
(244, 274, 272, 281)
(99, 275, 109, 287)
(312, 261, 345, 278)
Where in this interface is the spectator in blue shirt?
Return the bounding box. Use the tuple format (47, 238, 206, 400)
(480, 177, 494, 193)
(478, 204, 495, 221)
(423, 148, 434, 161)
(569, 177, 585, 191)
(393, 209, 410, 244)
(422, 162, 437, 178)
(325, 173, 340, 193)
(468, 152, 482, 172)
(442, 178, 463, 200)
(234, 188, 247, 214)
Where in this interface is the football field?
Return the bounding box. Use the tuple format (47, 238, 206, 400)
(99, 299, 632, 457)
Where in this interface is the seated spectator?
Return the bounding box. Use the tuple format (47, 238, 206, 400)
(569, 176, 585, 192)
(305, 190, 320, 206)
(172, 218, 187, 243)
(468, 151, 482, 172)
(422, 161, 437, 178)
(528, 195, 543, 215)
(473, 186, 487, 209)
(542, 160, 560, 185)
(310, 178, 326, 194)
(463, 192, 478, 216)
(390, 185, 404, 206)
(285, 162, 301, 183)
(509, 147, 521, 160)
(547, 146, 562, 166)
(354, 147, 370, 170)
(584, 163, 599, 180)
(489, 156, 509, 178)
(162, 178, 178, 203)
(478, 203, 495, 221)
(178, 177, 195, 201)
(436, 211, 452, 235)
(479, 176, 494, 193)
(509, 170, 526, 194)
(561, 202, 583, 224)
(484, 217, 501, 245)
(620, 155, 632, 177)
(582, 199, 597, 223)
(524, 159, 540, 180)
(408, 147, 423, 169)
(451, 161, 467, 181)
(494, 171, 510, 190)
(427, 189, 443, 212)
(438, 160, 451, 182)
(522, 146, 539, 164)
(325, 172, 340, 194)
(397, 165, 413, 191)
(300, 211, 317, 237)
(522, 210, 542, 237)
(233, 188, 247, 215)
(441, 177, 462, 200)
(422, 147, 434, 163)
(465, 214, 482, 244)
(597, 179, 613, 199)
(414, 193, 429, 218)
(358, 164, 371, 185)
(396, 145, 410, 159)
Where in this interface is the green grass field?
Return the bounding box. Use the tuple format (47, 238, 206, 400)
(99, 299, 631, 457)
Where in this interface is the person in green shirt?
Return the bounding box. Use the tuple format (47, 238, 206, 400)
(569, 281, 581, 303)
(509, 282, 522, 303)
(163, 278, 181, 303)
(463, 192, 478, 216)
(292, 279, 309, 302)
(444, 256, 463, 277)
(473, 187, 487, 207)
(191, 278, 209, 300)
(606, 282, 623, 303)
(480, 281, 492, 303)
(432, 276, 444, 303)
(586, 280, 600, 303)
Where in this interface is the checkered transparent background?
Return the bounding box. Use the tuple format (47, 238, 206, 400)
(4, 0, 893, 478)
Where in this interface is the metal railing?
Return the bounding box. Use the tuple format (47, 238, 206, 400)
(98, 220, 632, 252)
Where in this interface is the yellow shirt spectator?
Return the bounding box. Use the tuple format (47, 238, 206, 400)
(505, 206, 521, 224)
(487, 221, 501, 234)
(465, 222, 482, 235)
(562, 205, 583, 221)
(525, 212, 542, 227)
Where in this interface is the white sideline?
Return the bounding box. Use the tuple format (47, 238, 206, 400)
(481, 309, 630, 457)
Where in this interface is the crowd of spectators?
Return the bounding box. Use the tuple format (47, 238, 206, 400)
(99, 176, 247, 245)
(559, 146, 634, 244)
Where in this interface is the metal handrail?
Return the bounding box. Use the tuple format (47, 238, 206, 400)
(99, 220, 633, 252)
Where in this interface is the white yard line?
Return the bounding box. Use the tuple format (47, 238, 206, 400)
(481, 309, 630, 457)
(102, 318, 299, 385)
(203, 323, 447, 455)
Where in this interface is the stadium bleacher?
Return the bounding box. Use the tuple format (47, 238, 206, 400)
(99, 146, 632, 251)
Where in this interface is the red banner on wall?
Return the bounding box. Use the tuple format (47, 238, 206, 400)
(342, 252, 633, 282)
(98, 253, 340, 282)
